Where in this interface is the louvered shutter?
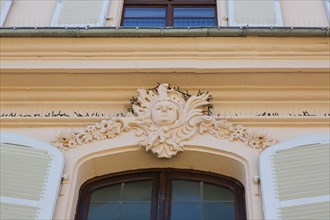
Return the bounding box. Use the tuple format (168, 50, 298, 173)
(260, 134, 330, 219)
(0, 0, 12, 27)
(0, 133, 64, 220)
(227, 0, 283, 26)
(51, 0, 110, 27)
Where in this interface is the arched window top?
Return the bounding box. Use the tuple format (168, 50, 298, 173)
(76, 169, 246, 220)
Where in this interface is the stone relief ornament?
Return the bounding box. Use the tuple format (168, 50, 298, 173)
(53, 83, 277, 158)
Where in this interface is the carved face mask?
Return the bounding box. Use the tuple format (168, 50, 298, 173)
(151, 101, 178, 126)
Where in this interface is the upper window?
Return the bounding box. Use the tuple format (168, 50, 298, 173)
(122, 0, 217, 27)
(76, 169, 246, 220)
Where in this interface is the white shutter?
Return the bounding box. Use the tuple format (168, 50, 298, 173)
(51, 0, 110, 27)
(0, 133, 64, 220)
(0, 0, 12, 27)
(324, 0, 330, 22)
(260, 134, 330, 219)
(227, 0, 283, 26)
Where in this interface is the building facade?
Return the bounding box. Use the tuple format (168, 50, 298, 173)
(1, 0, 329, 219)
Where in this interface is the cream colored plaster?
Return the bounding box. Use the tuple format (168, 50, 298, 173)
(280, 0, 329, 27)
(4, 0, 56, 27)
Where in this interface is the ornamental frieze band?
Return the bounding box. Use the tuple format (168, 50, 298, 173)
(53, 83, 277, 158)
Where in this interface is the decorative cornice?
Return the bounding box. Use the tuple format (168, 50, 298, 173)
(52, 84, 277, 158)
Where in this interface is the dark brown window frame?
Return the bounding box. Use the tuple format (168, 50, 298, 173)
(121, 0, 218, 27)
(76, 169, 246, 220)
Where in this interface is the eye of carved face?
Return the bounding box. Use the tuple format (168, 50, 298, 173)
(152, 101, 178, 126)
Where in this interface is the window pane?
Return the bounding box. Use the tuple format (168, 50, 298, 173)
(88, 203, 119, 220)
(87, 180, 152, 220)
(123, 18, 166, 27)
(171, 202, 201, 220)
(121, 203, 151, 220)
(173, 7, 216, 27)
(90, 184, 121, 202)
(203, 183, 235, 219)
(125, 8, 166, 18)
(123, 7, 166, 27)
(172, 180, 201, 202)
(171, 181, 236, 220)
(174, 18, 216, 27)
(123, 8, 166, 27)
(203, 183, 234, 201)
(203, 202, 235, 220)
(174, 8, 215, 18)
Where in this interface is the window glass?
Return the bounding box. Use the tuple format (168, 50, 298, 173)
(123, 7, 166, 27)
(171, 180, 235, 220)
(125, 8, 166, 18)
(87, 181, 153, 219)
(173, 8, 215, 17)
(173, 7, 216, 27)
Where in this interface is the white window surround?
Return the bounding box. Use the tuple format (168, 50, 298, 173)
(0, 133, 64, 220)
(260, 134, 330, 220)
(51, 0, 110, 27)
(227, 0, 283, 27)
(0, 0, 12, 27)
(324, 0, 330, 22)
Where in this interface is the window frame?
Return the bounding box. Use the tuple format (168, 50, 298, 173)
(76, 169, 246, 220)
(121, 0, 217, 27)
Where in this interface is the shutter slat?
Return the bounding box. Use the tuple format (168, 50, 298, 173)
(1, 143, 51, 201)
(0, 134, 64, 220)
(280, 201, 330, 219)
(0, 203, 39, 220)
(228, 0, 282, 26)
(260, 136, 330, 219)
(272, 143, 330, 201)
(52, 0, 109, 27)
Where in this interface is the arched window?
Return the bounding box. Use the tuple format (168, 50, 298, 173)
(76, 169, 246, 220)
